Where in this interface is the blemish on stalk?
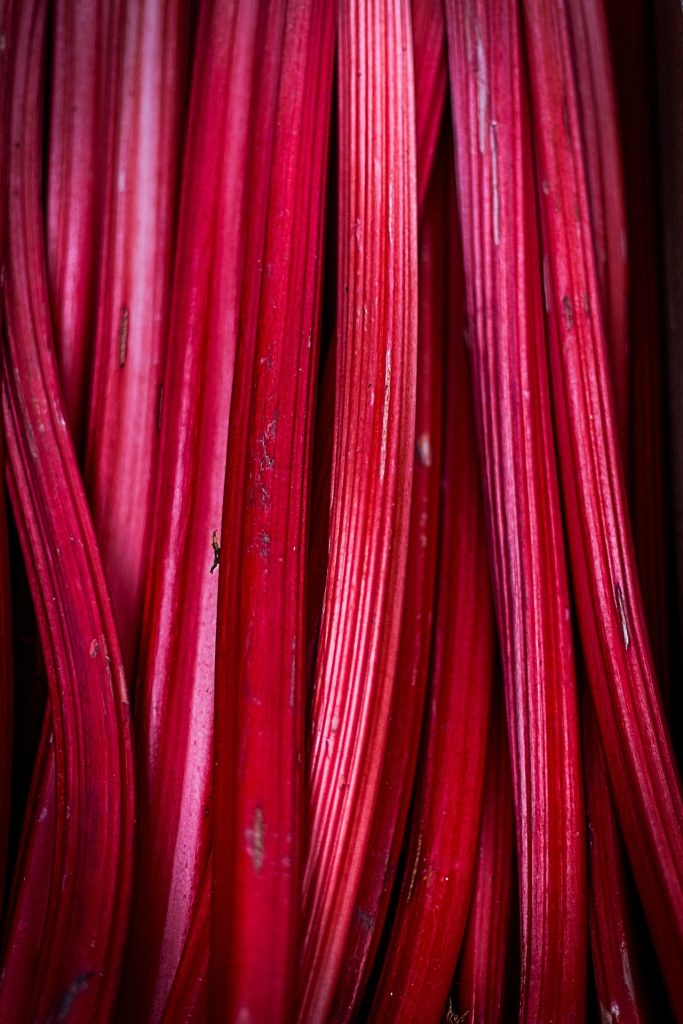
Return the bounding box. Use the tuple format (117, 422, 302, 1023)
(542, 179, 550, 195)
(54, 971, 100, 1021)
(543, 256, 551, 313)
(210, 530, 221, 574)
(490, 120, 500, 245)
(257, 409, 279, 471)
(157, 384, 164, 432)
(380, 348, 391, 480)
(89, 639, 100, 658)
(615, 584, 630, 650)
(257, 530, 271, 561)
(118, 305, 129, 367)
(562, 295, 574, 331)
(407, 832, 423, 903)
(416, 433, 432, 467)
(474, 22, 488, 155)
(583, 293, 591, 316)
(245, 806, 265, 873)
(355, 906, 375, 932)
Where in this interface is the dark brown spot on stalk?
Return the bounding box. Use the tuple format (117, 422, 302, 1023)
(246, 806, 265, 872)
(210, 531, 221, 573)
(562, 295, 574, 331)
(118, 305, 129, 367)
(355, 906, 375, 931)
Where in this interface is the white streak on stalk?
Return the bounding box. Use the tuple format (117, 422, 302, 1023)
(490, 120, 500, 246)
(380, 346, 392, 481)
(475, 22, 488, 154)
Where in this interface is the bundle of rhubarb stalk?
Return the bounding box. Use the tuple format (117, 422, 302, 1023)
(1, 0, 682, 1021)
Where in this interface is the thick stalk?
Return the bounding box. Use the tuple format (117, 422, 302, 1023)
(522, 0, 683, 1014)
(445, 1, 587, 1019)
(211, 0, 334, 1018)
(0, 1, 134, 1017)
(298, 1, 418, 1018)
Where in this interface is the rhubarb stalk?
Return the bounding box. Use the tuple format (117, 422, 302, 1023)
(211, 0, 334, 1018)
(298, 1, 418, 1018)
(522, 0, 683, 1014)
(0, 1, 134, 1018)
(446, 1, 587, 1018)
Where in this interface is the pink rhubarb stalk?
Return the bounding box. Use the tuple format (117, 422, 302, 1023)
(85, 0, 189, 678)
(116, 0, 278, 1017)
(211, 0, 334, 1018)
(298, 1, 418, 1019)
(0, 0, 134, 1018)
(446, 0, 587, 1019)
(46, 0, 117, 450)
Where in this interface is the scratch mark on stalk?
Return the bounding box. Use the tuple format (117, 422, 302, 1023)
(615, 583, 630, 650)
(118, 305, 129, 368)
(380, 347, 391, 480)
(246, 807, 265, 873)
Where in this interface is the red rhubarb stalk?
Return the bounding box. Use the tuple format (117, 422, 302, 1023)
(369, 163, 494, 1024)
(412, 0, 448, 213)
(118, 2, 283, 1018)
(522, 0, 683, 1014)
(329, 114, 446, 1023)
(0, 1, 134, 1018)
(453, 683, 515, 1024)
(445, 1, 587, 1019)
(211, 0, 334, 1018)
(85, 0, 189, 678)
(298, 1, 418, 1018)
(45, 0, 117, 450)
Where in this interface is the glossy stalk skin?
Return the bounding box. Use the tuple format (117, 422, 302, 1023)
(412, 0, 447, 214)
(0, 0, 134, 1018)
(559, 3, 650, 1015)
(584, 692, 650, 1023)
(117, 2, 273, 1018)
(161, 864, 210, 1024)
(298, 1, 418, 1019)
(46, 0, 116, 449)
(522, 0, 683, 1015)
(211, 1, 335, 1019)
(566, 0, 628, 453)
(446, 2, 587, 1020)
(329, 116, 446, 1024)
(370, 168, 494, 1024)
(85, 0, 189, 679)
(453, 683, 515, 1024)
